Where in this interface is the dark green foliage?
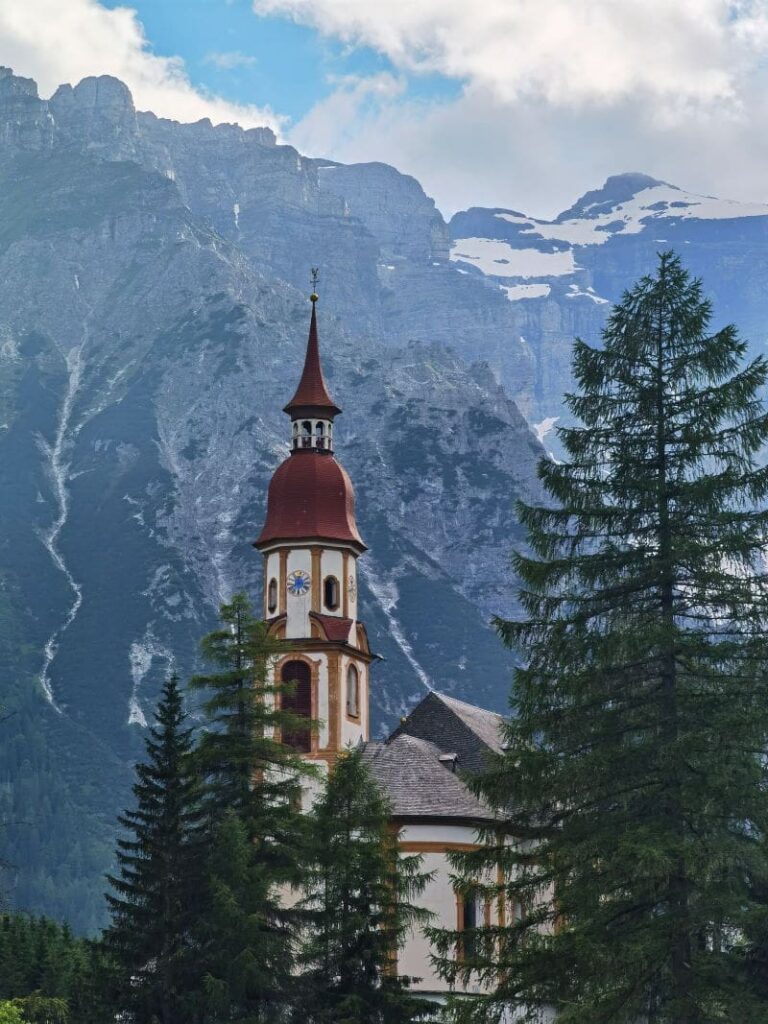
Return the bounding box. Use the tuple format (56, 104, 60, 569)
(189, 593, 310, 1022)
(4, 994, 69, 1024)
(196, 808, 294, 1022)
(0, 685, 120, 935)
(105, 675, 206, 1024)
(435, 253, 768, 1023)
(0, 914, 111, 1023)
(0, 915, 84, 999)
(294, 747, 433, 1024)
(190, 593, 309, 840)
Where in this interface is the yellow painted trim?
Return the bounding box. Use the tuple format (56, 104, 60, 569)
(311, 547, 321, 609)
(398, 841, 481, 854)
(279, 550, 288, 615)
(327, 650, 340, 753)
(497, 860, 506, 928)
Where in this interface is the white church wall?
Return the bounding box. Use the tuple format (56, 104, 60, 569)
(301, 759, 329, 812)
(396, 822, 485, 995)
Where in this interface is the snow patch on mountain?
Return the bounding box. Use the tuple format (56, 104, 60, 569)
(566, 283, 610, 304)
(37, 341, 88, 712)
(128, 628, 175, 728)
(534, 416, 559, 443)
(495, 184, 768, 250)
(450, 239, 576, 278)
(502, 283, 551, 301)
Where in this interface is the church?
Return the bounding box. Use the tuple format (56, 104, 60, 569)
(252, 289, 507, 999)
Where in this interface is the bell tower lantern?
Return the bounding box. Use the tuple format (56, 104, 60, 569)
(253, 283, 372, 765)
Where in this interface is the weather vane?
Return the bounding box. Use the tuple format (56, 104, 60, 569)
(310, 267, 319, 302)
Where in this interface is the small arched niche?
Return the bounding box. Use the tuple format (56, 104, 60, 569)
(324, 575, 340, 611)
(346, 663, 360, 718)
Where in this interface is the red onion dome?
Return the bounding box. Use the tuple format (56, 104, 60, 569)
(254, 450, 366, 552)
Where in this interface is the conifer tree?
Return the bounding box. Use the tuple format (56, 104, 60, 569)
(68, 939, 119, 1024)
(294, 747, 433, 1024)
(189, 592, 311, 1021)
(435, 253, 768, 1023)
(0, 913, 113, 1023)
(106, 674, 205, 1024)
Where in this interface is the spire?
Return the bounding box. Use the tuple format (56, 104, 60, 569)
(283, 289, 342, 418)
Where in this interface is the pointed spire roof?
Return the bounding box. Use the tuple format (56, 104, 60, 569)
(283, 297, 342, 417)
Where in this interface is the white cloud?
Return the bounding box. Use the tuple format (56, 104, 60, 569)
(290, 72, 405, 158)
(282, 1, 768, 218)
(203, 50, 258, 71)
(255, 0, 768, 108)
(290, 79, 768, 220)
(0, 0, 281, 128)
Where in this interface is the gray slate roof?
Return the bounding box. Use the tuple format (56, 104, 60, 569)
(363, 733, 496, 823)
(391, 690, 505, 776)
(433, 692, 505, 755)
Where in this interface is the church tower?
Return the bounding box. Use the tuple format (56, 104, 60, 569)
(254, 289, 372, 765)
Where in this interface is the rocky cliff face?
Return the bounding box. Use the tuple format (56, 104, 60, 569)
(0, 67, 765, 929)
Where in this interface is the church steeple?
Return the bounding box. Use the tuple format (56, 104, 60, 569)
(284, 294, 342, 421)
(253, 282, 373, 768)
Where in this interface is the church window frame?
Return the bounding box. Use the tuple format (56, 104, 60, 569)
(346, 662, 360, 719)
(280, 657, 314, 753)
(456, 885, 481, 963)
(267, 577, 278, 614)
(324, 574, 340, 611)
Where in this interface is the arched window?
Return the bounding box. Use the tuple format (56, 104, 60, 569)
(324, 575, 340, 610)
(346, 663, 359, 718)
(458, 889, 479, 961)
(281, 660, 312, 752)
(315, 422, 325, 449)
(301, 420, 312, 448)
(267, 578, 278, 613)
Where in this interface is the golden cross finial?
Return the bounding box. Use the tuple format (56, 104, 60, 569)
(310, 267, 319, 302)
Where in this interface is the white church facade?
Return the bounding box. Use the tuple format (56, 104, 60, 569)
(253, 290, 507, 999)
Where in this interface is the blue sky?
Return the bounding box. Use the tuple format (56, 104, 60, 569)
(2, 0, 768, 217)
(100, 0, 458, 124)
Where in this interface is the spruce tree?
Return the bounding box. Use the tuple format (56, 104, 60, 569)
(106, 674, 205, 1024)
(294, 747, 433, 1024)
(435, 253, 768, 1023)
(189, 592, 311, 1022)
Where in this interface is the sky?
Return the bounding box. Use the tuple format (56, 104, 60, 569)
(1, 0, 768, 218)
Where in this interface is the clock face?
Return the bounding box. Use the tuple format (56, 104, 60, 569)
(287, 569, 311, 596)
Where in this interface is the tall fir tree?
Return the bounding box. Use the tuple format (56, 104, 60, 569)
(434, 253, 768, 1023)
(189, 592, 311, 1022)
(294, 747, 433, 1024)
(106, 674, 206, 1024)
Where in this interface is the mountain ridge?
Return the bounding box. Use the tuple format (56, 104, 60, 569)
(1, 67, 767, 930)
